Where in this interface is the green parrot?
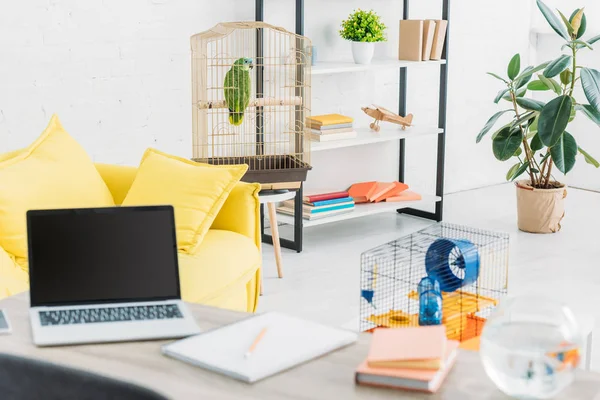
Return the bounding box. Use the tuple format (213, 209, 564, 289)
(224, 57, 253, 126)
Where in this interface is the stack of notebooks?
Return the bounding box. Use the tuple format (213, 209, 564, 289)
(307, 114, 357, 142)
(277, 191, 355, 221)
(348, 181, 421, 204)
(398, 20, 448, 61)
(356, 326, 459, 393)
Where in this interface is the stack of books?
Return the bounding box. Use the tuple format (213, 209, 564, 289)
(398, 20, 448, 61)
(306, 114, 357, 142)
(355, 326, 458, 393)
(348, 181, 421, 204)
(277, 191, 355, 221)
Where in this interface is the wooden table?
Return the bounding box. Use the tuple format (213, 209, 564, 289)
(1, 293, 600, 399)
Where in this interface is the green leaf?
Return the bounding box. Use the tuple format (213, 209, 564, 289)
(537, 0, 569, 40)
(506, 163, 520, 181)
(580, 68, 600, 113)
(515, 67, 534, 89)
(507, 54, 521, 80)
(579, 147, 600, 168)
(557, 10, 575, 37)
(476, 109, 513, 143)
(538, 95, 573, 147)
(531, 133, 544, 151)
(511, 112, 537, 130)
(491, 123, 511, 140)
(528, 80, 551, 91)
(574, 39, 593, 50)
(516, 98, 546, 111)
(512, 161, 531, 181)
(560, 69, 572, 86)
(569, 103, 577, 122)
(494, 88, 510, 104)
(514, 146, 523, 157)
(493, 127, 522, 161)
(575, 104, 600, 126)
(529, 116, 539, 135)
(503, 87, 527, 102)
(514, 62, 550, 82)
(538, 74, 562, 95)
(487, 72, 507, 83)
(570, 8, 586, 38)
(588, 35, 600, 45)
(550, 131, 577, 174)
(543, 55, 572, 78)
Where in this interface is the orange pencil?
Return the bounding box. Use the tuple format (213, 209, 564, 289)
(245, 328, 268, 358)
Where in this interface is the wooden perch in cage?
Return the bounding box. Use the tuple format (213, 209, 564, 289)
(196, 96, 303, 110)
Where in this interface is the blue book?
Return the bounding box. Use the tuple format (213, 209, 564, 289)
(310, 197, 354, 207)
(308, 202, 355, 214)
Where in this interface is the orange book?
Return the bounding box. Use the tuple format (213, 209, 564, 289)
(372, 181, 409, 203)
(385, 190, 422, 202)
(348, 181, 377, 204)
(356, 340, 459, 393)
(369, 182, 396, 203)
(367, 326, 447, 370)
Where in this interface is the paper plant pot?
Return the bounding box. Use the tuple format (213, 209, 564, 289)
(351, 41, 374, 64)
(515, 180, 567, 234)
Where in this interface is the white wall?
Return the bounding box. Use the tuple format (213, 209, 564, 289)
(531, 0, 600, 191)
(0, 0, 532, 196)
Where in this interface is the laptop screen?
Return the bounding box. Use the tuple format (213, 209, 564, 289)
(27, 206, 181, 307)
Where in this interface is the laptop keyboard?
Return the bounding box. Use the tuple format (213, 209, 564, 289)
(39, 304, 184, 326)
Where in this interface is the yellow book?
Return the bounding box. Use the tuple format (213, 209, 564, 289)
(306, 114, 353, 127)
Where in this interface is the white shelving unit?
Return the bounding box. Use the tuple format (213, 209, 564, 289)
(311, 59, 446, 76)
(311, 126, 443, 152)
(278, 195, 442, 227)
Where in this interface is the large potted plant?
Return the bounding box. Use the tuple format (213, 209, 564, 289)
(339, 9, 387, 65)
(477, 0, 600, 233)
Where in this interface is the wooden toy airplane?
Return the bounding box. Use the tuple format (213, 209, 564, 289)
(361, 105, 414, 131)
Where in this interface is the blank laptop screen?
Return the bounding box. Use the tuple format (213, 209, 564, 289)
(27, 206, 180, 307)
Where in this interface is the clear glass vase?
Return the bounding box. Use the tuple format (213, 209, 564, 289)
(480, 296, 582, 399)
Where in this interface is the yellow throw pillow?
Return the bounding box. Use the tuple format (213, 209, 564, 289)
(122, 148, 248, 253)
(0, 114, 115, 259)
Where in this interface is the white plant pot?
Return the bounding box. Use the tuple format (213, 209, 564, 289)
(351, 41, 374, 65)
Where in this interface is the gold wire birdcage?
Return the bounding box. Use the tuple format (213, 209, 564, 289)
(191, 22, 312, 184)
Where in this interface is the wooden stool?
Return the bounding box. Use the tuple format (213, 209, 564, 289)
(259, 190, 296, 290)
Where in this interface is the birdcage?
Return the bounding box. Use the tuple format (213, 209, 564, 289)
(360, 223, 509, 344)
(191, 22, 312, 184)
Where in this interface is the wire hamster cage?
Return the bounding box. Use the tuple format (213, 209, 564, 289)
(360, 223, 509, 344)
(191, 22, 312, 184)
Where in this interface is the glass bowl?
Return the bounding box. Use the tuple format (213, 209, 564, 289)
(480, 296, 582, 399)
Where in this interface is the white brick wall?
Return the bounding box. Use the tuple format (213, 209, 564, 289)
(0, 0, 532, 194)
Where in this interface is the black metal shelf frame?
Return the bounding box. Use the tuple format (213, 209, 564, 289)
(256, 0, 449, 252)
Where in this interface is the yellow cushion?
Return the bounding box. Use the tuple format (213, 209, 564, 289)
(178, 229, 261, 308)
(0, 115, 115, 259)
(122, 148, 247, 253)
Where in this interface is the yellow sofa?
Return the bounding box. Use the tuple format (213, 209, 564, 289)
(0, 163, 262, 313)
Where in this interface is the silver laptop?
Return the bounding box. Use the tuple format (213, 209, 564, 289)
(27, 205, 201, 346)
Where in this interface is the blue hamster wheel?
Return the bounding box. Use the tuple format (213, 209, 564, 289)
(425, 238, 480, 292)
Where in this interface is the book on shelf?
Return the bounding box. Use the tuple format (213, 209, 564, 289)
(398, 20, 423, 61)
(355, 340, 459, 393)
(421, 20, 436, 62)
(369, 182, 397, 203)
(306, 114, 353, 127)
(277, 206, 354, 221)
(430, 20, 448, 60)
(309, 131, 357, 142)
(372, 181, 409, 203)
(304, 196, 354, 207)
(281, 200, 354, 214)
(385, 190, 422, 202)
(310, 127, 355, 135)
(302, 191, 349, 203)
(348, 181, 378, 204)
(311, 123, 354, 131)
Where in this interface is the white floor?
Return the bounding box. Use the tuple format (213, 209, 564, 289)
(257, 183, 600, 370)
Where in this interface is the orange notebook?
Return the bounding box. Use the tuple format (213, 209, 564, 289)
(367, 326, 447, 370)
(370, 182, 396, 203)
(372, 181, 409, 203)
(385, 190, 422, 202)
(348, 182, 377, 204)
(356, 340, 459, 394)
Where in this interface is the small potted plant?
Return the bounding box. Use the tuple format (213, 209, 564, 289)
(339, 9, 387, 65)
(477, 0, 600, 233)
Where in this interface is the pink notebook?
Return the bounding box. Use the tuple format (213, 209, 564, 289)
(356, 340, 459, 393)
(385, 190, 422, 202)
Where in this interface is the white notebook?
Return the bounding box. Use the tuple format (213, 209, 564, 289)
(162, 312, 357, 383)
